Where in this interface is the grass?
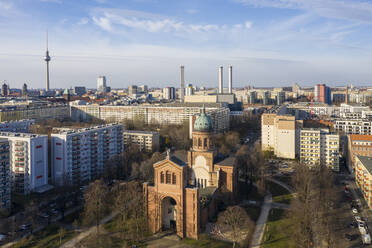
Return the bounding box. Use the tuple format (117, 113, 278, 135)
(272, 194, 294, 204)
(182, 234, 232, 248)
(12, 224, 77, 248)
(262, 209, 293, 248)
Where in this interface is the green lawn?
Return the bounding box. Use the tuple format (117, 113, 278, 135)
(272, 194, 293, 204)
(262, 209, 293, 248)
(13, 225, 77, 248)
(182, 234, 232, 248)
(266, 181, 293, 204)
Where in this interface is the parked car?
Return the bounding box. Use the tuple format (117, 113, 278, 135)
(355, 216, 362, 222)
(359, 223, 367, 235)
(352, 208, 358, 214)
(363, 234, 371, 245)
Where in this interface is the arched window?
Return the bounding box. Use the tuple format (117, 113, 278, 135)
(166, 171, 171, 184)
(172, 173, 176, 184)
(160, 171, 164, 183)
(204, 138, 207, 148)
(198, 138, 201, 147)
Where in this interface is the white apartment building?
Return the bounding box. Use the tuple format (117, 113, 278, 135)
(261, 113, 303, 159)
(0, 139, 10, 209)
(0, 104, 70, 122)
(335, 119, 372, 135)
(51, 124, 124, 186)
(123, 130, 159, 152)
(0, 132, 48, 195)
(300, 128, 340, 171)
(0, 119, 35, 133)
(71, 103, 230, 133)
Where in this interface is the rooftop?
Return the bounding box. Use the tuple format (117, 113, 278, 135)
(124, 130, 159, 135)
(349, 134, 372, 142)
(357, 156, 372, 174)
(52, 123, 123, 135)
(0, 132, 46, 138)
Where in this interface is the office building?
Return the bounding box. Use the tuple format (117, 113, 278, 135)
(300, 128, 340, 171)
(347, 134, 372, 173)
(128, 85, 138, 95)
(276, 91, 286, 105)
(1, 83, 8, 97)
(138, 85, 148, 93)
(263, 91, 270, 105)
(185, 84, 194, 96)
(22, 84, 28, 97)
(0, 139, 10, 209)
(355, 156, 372, 209)
(97, 76, 107, 92)
(261, 113, 303, 159)
(163, 87, 176, 100)
(123, 130, 159, 152)
(51, 124, 124, 186)
(0, 132, 48, 194)
(314, 84, 331, 104)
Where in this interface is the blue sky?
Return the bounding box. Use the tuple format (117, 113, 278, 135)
(1, 0, 372, 89)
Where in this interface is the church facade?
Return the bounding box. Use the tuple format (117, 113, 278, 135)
(143, 108, 237, 239)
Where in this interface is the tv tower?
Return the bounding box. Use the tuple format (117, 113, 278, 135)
(44, 31, 51, 91)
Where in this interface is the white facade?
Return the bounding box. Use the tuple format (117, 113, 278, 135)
(97, 76, 107, 92)
(0, 139, 10, 209)
(123, 130, 159, 152)
(335, 119, 372, 135)
(51, 124, 124, 186)
(0, 132, 48, 194)
(163, 87, 176, 100)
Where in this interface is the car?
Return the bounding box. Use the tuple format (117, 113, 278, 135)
(355, 216, 362, 222)
(349, 222, 357, 228)
(19, 223, 31, 230)
(352, 208, 358, 214)
(247, 200, 257, 205)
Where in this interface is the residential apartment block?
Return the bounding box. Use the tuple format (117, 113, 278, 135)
(123, 130, 159, 152)
(0, 132, 48, 195)
(300, 128, 340, 171)
(51, 124, 124, 186)
(261, 113, 303, 159)
(347, 134, 372, 173)
(335, 119, 372, 135)
(355, 156, 372, 209)
(0, 104, 69, 122)
(0, 119, 34, 133)
(71, 103, 230, 133)
(0, 139, 10, 209)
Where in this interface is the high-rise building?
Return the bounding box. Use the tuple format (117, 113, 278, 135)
(180, 66, 185, 102)
(138, 85, 148, 93)
(276, 91, 286, 105)
(73, 86, 86, 96)
(128, 85, 138, 95)
(163, 87, 176, 100)
(44, 32, 51, 91)
(22, 83, 28, 97)
(51, 124, 124, 186)
(185, 84, 194, 96)
(263, 91, 270, 105)
(0, 132, 49, 194)
(0, 139, 10, 209)
(249, 91, 257, 104)
(300, 128, 340, 171)
(1, 83, 8, 97)
(97, 76, 107, 92)
(123, 130, 159, 152)
(314, 84, 331, 104)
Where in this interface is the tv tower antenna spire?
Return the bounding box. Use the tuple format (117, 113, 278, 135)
(44, 30, 51, 92)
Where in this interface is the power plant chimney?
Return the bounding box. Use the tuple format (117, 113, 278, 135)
(218, 66, 223, 94)
(228, 65, 232, 94)
(180, 65, 185, 102)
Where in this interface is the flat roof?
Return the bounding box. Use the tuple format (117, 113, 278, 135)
(124, 130, 159, 135)
(357, 156, 372, 174)
(350, 134, 372, 142)
(52, 123, 122, 135)
(0, 132, 46, 138)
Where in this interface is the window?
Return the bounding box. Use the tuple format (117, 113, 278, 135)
(160, 171, 164, 183)
(204, 138, 207, 147)
(166, 171, 171, 184)
(172, 173, 176, 184)
(198, 138, 201, 147)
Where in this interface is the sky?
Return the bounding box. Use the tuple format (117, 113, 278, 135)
(1, 0, 372, 89)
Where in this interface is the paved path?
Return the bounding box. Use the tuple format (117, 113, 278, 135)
(61, 211, 119, 248)
(267, 178, 294, 193)
(250, 193, 272, 248)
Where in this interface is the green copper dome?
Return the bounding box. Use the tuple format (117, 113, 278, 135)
(63, 88, 69, 95)
(194, 107, 213, 132)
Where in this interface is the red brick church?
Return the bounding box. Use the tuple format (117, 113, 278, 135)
(143, 108, 237, 239)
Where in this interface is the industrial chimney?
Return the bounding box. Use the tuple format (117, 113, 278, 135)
(218, 66, 223, 94)
(180, 65, 185, 102)
(228, 65, 232, 94)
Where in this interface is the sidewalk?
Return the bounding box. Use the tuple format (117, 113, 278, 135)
(250, 193, 272, 248)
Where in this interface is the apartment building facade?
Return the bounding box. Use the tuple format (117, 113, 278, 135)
(0, 139, 10, 209)
(51, 124, 124, 186)
(0, 132, 48, 195)
(0, 104, 69, 122)
(355, 156, 372, 209)
(0, 119, 34, 133)
(71, 103, 230, 133)
(123, 130, 159, 152)
(347, 134, 372, 173)
(261, 113, 303, 159)
(300, 128, 340, 171)
(335, 119, 372, 135)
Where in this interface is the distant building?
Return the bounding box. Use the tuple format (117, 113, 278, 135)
(347, 134, 372, 173)
(63, 88, 70, 101)
(314, 84, 331, 104)
(249, 91, 257, 104)
(138, 85, 148, 93)
(128, 85, 138, 95)
(263, 91, 270, 105)
(185, 84, 194, 96)
(22, 83, 28, 97)
(97, 76, 107, 92)
(0, 119, 34, 133)
(0, 132, 48, 194)
(123, 130, 159, 152)
(51, 124, 124, 186)
(300, 128, 340, 171)
(335, 119, 372, 135)
(0, 104, 69, 122)
(1, 83, 8, 97)
(73, 86, 86, 96)
(163, 87, 176, 100)
(355, 156, 372, 209)
(276, 91, 286, 105)
(0, 139, 10, 209)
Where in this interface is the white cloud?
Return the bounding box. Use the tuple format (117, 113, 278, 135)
(245, 21, 252, 29)
(77, 18, 89, 25)
(92, 16, 113, 31)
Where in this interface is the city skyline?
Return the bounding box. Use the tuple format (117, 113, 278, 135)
(1, 0, 372, 88)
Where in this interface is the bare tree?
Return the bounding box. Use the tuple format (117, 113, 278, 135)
(58, 227, 66, 245)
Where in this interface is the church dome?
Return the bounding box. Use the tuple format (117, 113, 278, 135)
(194, 108, 213, 132)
